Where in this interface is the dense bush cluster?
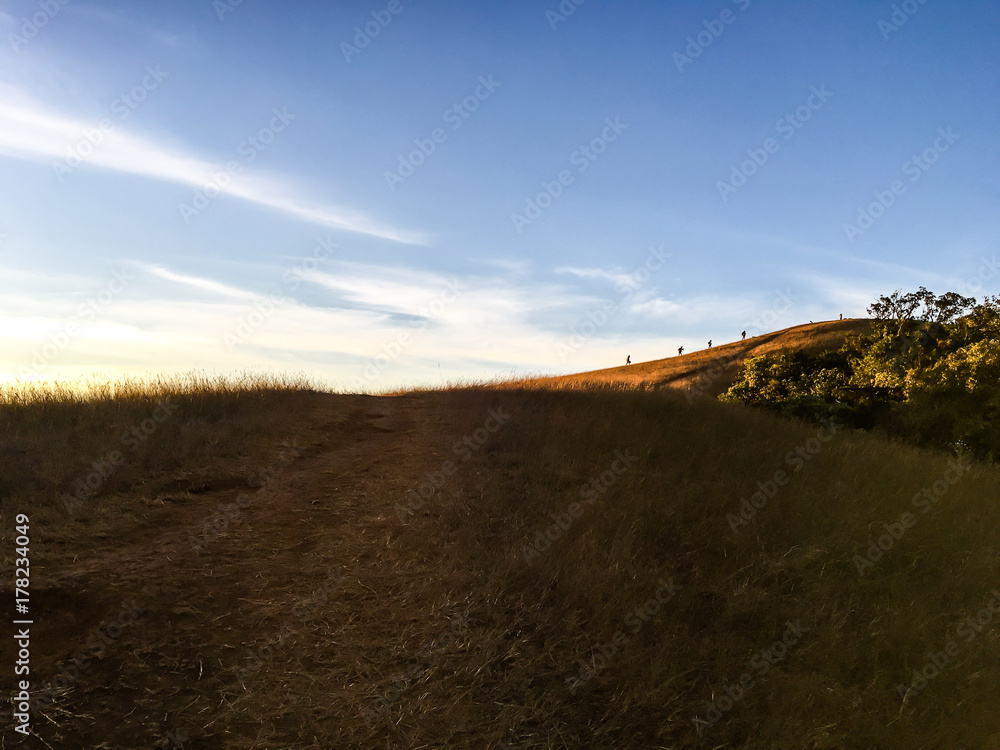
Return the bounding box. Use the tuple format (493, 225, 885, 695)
(721, 288, 1000, 460)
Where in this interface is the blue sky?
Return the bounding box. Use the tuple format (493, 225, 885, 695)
(1, 0, 998, 389)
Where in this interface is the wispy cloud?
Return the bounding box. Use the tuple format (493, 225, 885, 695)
(140, 264, 259, 301)
(305, 266, 459, 315)
(555, 265, 638, 289)
(0, 87, 426, 244)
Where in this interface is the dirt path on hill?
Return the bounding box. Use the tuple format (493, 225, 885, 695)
(9, 392, 494, 749)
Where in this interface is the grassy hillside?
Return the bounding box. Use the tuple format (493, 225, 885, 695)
(536, 318, 872, 396)
(2, 375, 999, 748)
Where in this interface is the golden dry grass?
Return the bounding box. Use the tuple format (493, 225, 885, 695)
(3, 347, 999, 748)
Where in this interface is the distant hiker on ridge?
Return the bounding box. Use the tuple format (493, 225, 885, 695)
(626, 355, 631, 366)
(707, 340, 712, 348)
(741, 330, 746, 341)
(678, 346, 684, 356)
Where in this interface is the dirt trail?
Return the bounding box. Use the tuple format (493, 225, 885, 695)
(11, 380, 1000, 749)
(14, 392, 486, 749)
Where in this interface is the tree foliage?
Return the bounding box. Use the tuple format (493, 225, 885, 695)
(721, 290, 1000, 461)
(867, 286, 977, 325)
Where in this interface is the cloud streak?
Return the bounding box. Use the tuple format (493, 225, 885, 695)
(555, 265, 639, 289)
(140, 264, 259, 301)
(0, 87, 426, 244)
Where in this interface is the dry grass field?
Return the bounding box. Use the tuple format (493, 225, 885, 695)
(2, 330, 1000, 748)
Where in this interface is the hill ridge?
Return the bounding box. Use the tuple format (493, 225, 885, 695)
(539, 318, 872, 396)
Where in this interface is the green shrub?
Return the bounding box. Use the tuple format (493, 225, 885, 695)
(721, 292, 1000, 460)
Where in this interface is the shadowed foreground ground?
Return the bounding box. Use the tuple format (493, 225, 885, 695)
(2, 378, 1000, 748)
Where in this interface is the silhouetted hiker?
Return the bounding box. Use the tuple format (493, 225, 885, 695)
(840, 313, 843, 321)
(678, 346, 684, 356)
(626, 355, 631, 366)
(741, 330, 746, 341)
(707, 340, 712, 348)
